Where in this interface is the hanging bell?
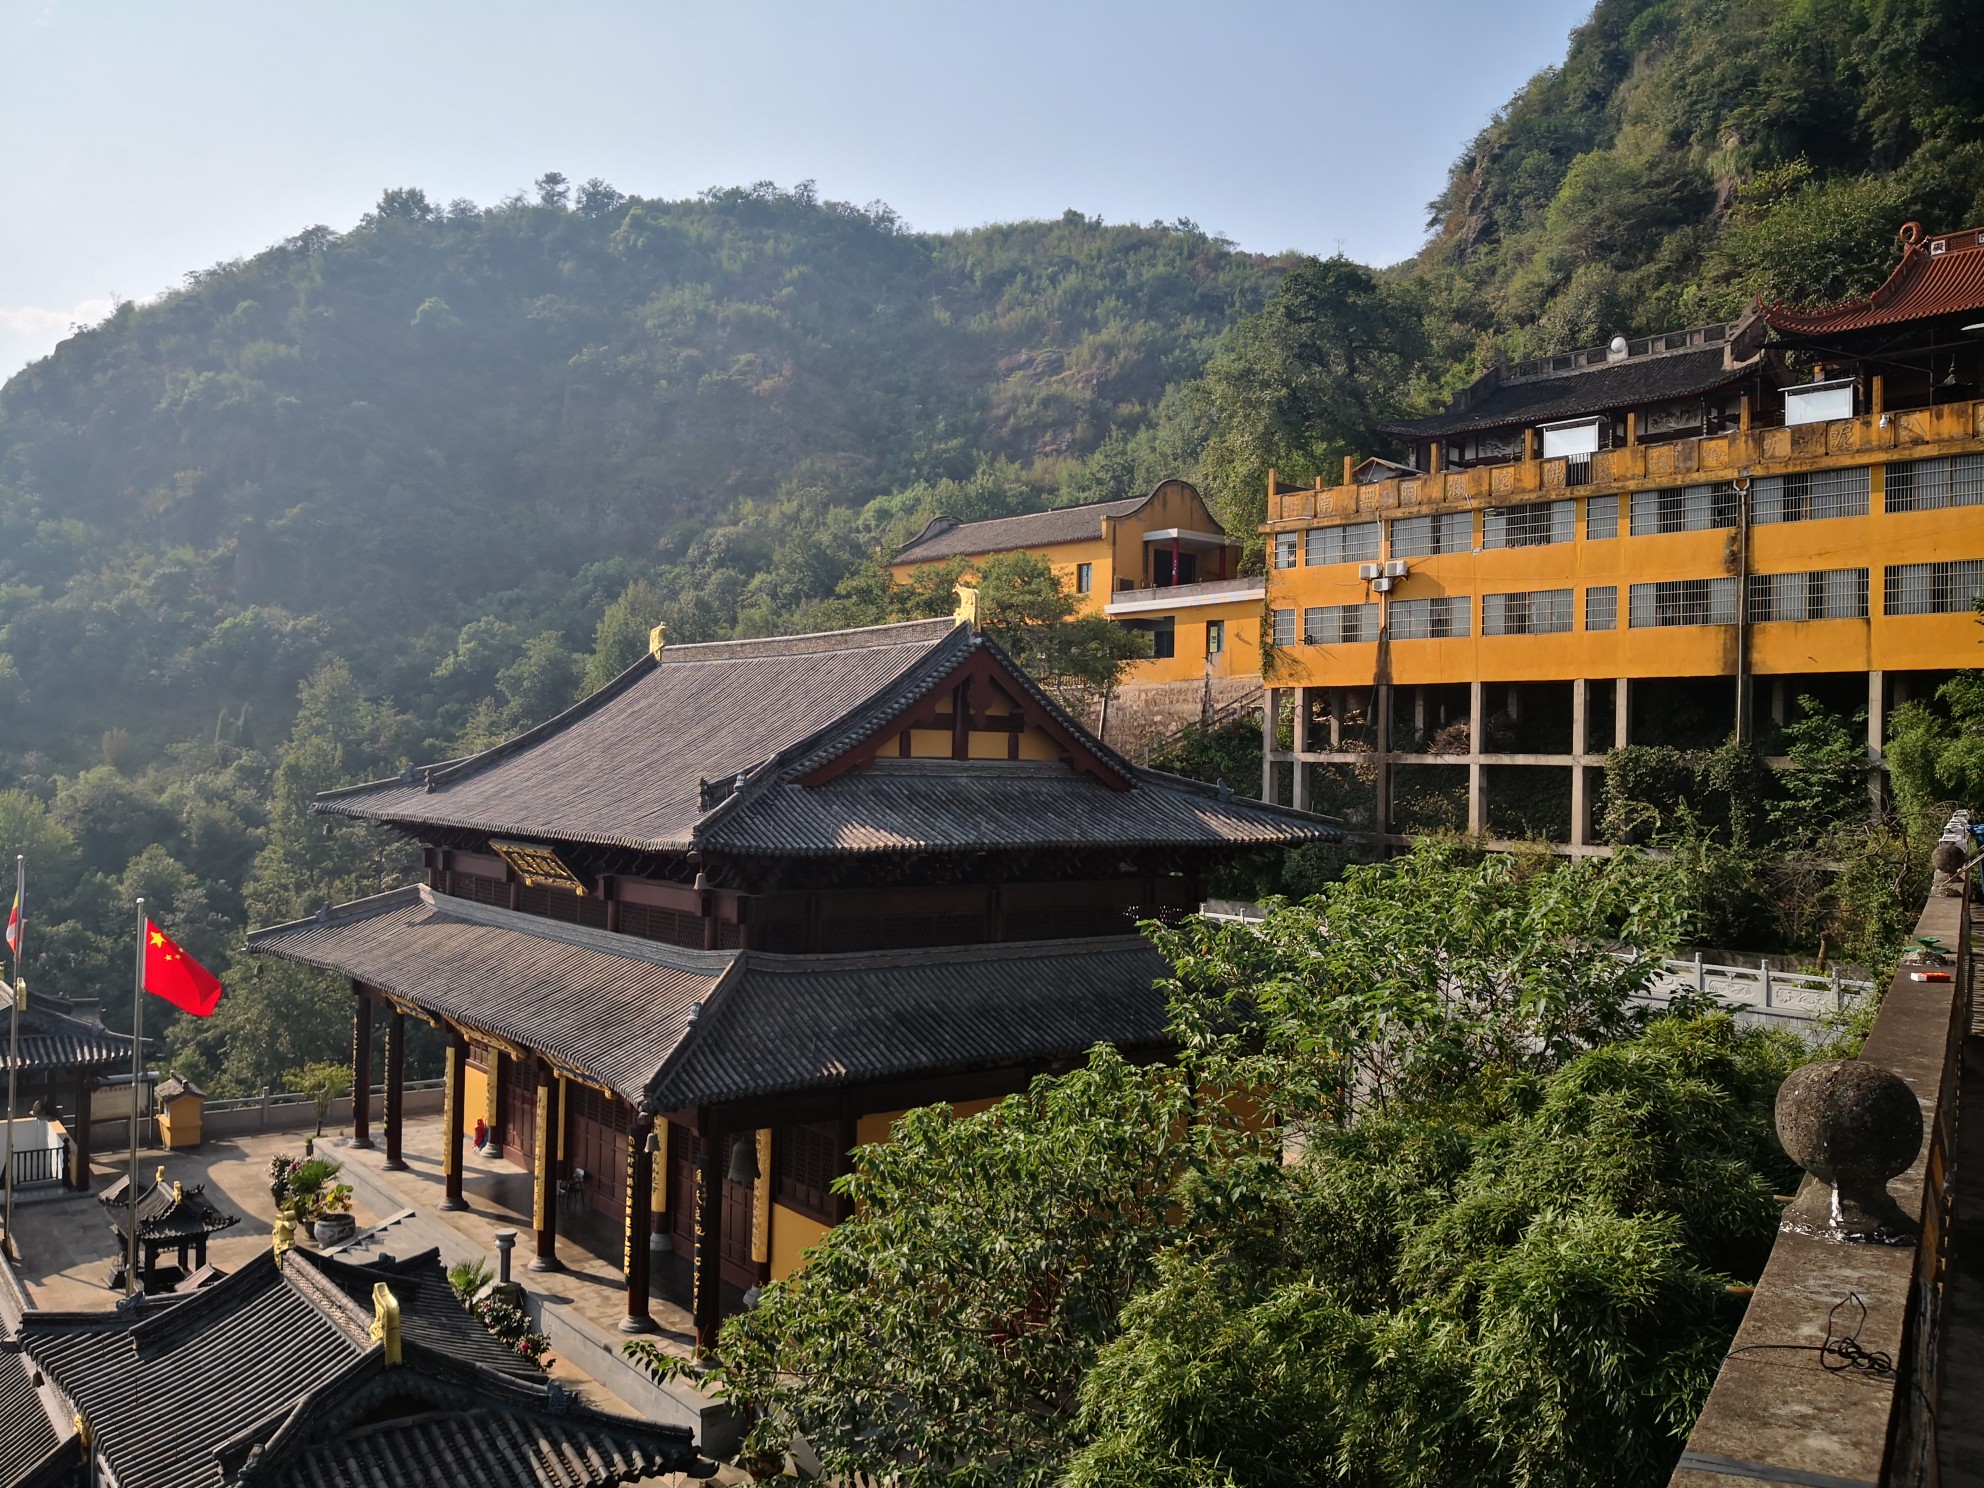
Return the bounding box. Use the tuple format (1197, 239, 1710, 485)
(726, 1132, 760, 1185)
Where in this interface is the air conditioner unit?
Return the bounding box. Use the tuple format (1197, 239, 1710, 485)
(1356, 562, 1380, 580)
(1370, 576, 1394, 593)
(1383, 559, 1408, 578)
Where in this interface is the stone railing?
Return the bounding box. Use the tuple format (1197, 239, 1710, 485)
(1669, 812, 1974, 1487)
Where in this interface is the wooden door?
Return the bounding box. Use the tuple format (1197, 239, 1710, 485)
(499, 1060, 536, 1168)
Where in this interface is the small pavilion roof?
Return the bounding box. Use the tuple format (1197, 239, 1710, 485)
(101, 1173, 240, 1242)
(245, 885, 1175, 1111)
(16, 1248, 700, 1487)
(312, 617, 1335, 858)
(1767, 223, 1984, 337)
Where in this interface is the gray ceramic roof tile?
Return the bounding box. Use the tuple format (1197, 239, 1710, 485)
(1384, 345, 1759, 439)
(891, 496, 1148, 563)
(246, 887, 1177, 1112)
(313, 617, 1337, 857)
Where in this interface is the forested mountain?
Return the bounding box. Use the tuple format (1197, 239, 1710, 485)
(0, 0, 1979, 1090)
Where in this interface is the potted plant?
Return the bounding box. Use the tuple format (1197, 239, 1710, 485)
(267, 1154, 356, 1244)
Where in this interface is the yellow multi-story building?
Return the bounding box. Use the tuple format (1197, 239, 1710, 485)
(891, 479, 1263, 738)
(1259, 221, 1984, 849)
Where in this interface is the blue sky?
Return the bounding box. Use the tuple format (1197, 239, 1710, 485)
(0, 0, 1593, 376)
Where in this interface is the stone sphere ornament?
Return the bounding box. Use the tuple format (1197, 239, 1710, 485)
(1774, 1059, 1922, 1243)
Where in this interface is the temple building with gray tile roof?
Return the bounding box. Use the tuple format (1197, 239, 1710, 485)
(1, 1245, 703, 1487)
(251, 613, 1337, 1349)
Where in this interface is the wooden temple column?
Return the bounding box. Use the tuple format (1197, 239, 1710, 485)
(692, 1118, 724, 1354)
(382, 1006, 407, 1172)
(620, 1112, 656, 1333)
(440, 1028, 469, 1211)
(529, 1063, 563, 1272)
(67, 1079, 91, 1191)
(350, 986, 374, 1149)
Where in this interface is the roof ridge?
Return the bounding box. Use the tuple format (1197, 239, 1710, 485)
(245, 884, 428, 945)
(654, 616, 957, 663)
(639, 956, 749, 1114)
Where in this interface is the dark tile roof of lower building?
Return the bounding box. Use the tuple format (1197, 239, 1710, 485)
(245, 885, 1177, 1112)
(1382, 344, 1762, 440)
(15, 1249, 699, 1488)
(0, 1345, 68, 1488)
(245, 888, 731, 1105)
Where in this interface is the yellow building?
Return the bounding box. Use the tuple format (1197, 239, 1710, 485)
(890, 480, 1262, 739)
(1259, 222, 1984, 849)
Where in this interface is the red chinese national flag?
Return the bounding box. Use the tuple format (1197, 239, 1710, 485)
(144, 920, 223, 1017)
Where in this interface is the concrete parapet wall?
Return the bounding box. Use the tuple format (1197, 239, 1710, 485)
(1670, 855, 1969, 1487)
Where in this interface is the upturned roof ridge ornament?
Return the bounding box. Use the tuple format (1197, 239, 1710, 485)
(649, 622, 668, 660)
(953, 582, 980, 630)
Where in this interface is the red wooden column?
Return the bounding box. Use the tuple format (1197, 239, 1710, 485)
(382, 1007, 407, 1172)
(529, 1064, 563, 1272)
(620, 1111, 656, 1333)
(350, 986, 374, 1150)
(440, 1028, 469, 1211)
(692, 1121, 725, 1354)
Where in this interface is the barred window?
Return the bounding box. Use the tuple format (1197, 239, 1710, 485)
(1273, 532, 1300, 569)
(1585, 586, 1618, 631)
(1389, 511, 1473, 557)
(1585, 494, 1620, 541)
(1389, 595, 1471, 639)
(1481, 589, 1573, 636)
(1304, 521, 1380, 565)
(1301, 602, 1379, 644)
(1747, 570, 1869, 623)
(1752, 466, 1870, 524)
(1885, 453, 1984, 513)
(1628, 577, 1739, 628)
(1629, 484, 1738, 534)
(1482, 500, 1574, 549)
(1271, 608, 1296, 646)
(1884, 561, 1984, 616)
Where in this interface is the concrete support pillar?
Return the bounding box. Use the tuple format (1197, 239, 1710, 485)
(1770, 679, 1787, 728)
(382, 1007, 406, 1172)
(620, 1112, 656, 1334)
(693, 1124, 725, 1354)
(529, 1064, 563, 1272)
(1614, 678, 1631, 751)
(1570, 679, 1590, 850)
(1868, 670, 1886, 815)
(1260, 688, 1277, 804)
(1373, 684, 1393, 835)
(440, 1029, 468, 1211)
(1467, 681, 1487, 837)
(350, 988, 373, 1150)
(1290, 688, 1310, 813)
(1328, 690, 1343, 749)
(1413, 686, 1427, 741)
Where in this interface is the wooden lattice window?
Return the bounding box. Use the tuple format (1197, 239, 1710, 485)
(776, 1122, 841, 1223)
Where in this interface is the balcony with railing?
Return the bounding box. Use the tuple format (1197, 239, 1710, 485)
(1103, 573, 1267, 616)
(1268, 394, 1984, 528)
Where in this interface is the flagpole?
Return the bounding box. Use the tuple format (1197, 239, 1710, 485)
(126, 898, 143, 1298)
(2, 853, 19, 1257)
